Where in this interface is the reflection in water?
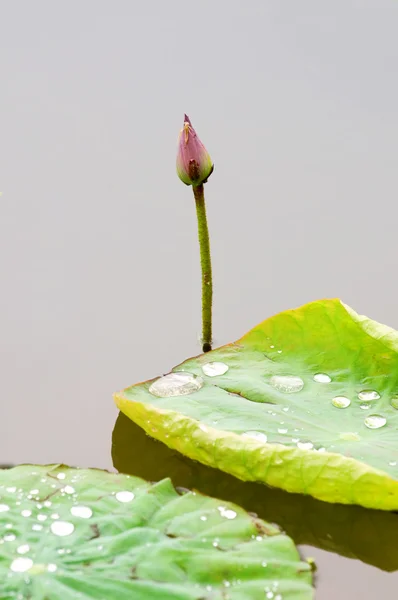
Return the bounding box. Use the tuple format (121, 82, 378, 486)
(112, 411, 398, 573)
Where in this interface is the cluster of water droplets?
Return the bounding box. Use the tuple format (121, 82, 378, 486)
(0, 469, 140, 579)
(147, 357, 397, 471)
(148, 361, 231, 399)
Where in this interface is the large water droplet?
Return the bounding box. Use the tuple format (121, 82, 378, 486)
(4, 534, 16, 542)
(358, 390, 380, 401)
(21, 510, 32, 517)
(297, 441, 314, 450)
(390, 396, 398, 410)
(218, 506, 237, 520)
(47, 563, 57, 573)
(332, 396, 351, 409)
(270, 375, 304, 393)
(202, 362, 229, 377)
(56, 473, 66, 480)
(0, 504, 10, 513)
(70, 506, 93, 519)
(389, 461, 397, 467)
(243, 431, 267, 443)
(364, 414, 387, 429)
(115, 491, 135, 503)
(50, 521, 75, 537)
(149, 372, 203, 397)
(62, 486, 75, 495)
(313, 373, 331, 383)
(17, 545, 30, 555)
(10, 557, 33, 573)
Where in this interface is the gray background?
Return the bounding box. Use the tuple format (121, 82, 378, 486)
(1, 1, 398, 598)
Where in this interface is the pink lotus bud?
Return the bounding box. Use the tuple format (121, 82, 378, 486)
(176, 114, 213, 186)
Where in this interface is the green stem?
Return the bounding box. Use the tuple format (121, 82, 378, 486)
(193, 184, 212, 352)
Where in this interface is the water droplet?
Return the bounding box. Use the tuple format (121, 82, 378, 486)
(277, 350, 282, 354)
(218, 506, 237, 520)
(262, 561, 268, 567)
(47, 563, 57, 573)
(4, 534, 16, 542)
(360, 402, 371, 410)
(339, 432, 360, 441)
(30, 489, 39, 495)
(51, 513, 60, 520)
(243, 431, 267, 443)
(390, 396, 398, 410)
(32, 525, 42, 531)
(21, 510, 32, 517)
(37, 514, 47, 522)
(389, 461, 397, 467)
(70, 506, 92, 519)
(10, 557, 33, 573)
(364, 414, 387, 429)
(17, 545, 30, 555)
(278, 428, 288, 434)
(50, 521, 75, 537)
(57, 473, 66, 480)
(358, 390, 380, 401)
(201, 362, 229, 377)
(149, 372, 203, 397)
(297, 441, 314, 451)
(313, 373, 331, 383)
(266, 593, 274, 599)
(62, 486, 75, 495)
(332, 396, 351, 409)
(43, 501, 52, 508)
(270, 375, 304, 393)
(6, 487, 16, 493)
(317, 447, 326, 453)
(0, 504, 10, 513)
(115, 491, 135, 503)
(200, 515, 207, 521)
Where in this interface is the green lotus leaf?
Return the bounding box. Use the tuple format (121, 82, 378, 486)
(114, 299, 398, 511)
(113, 413, 398, 572)
(0, 465, 313, 599)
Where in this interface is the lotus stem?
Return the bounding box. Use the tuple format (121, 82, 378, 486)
(192, 184, 212, 353)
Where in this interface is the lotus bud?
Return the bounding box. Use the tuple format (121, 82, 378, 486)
(176, 114, 213, 186)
